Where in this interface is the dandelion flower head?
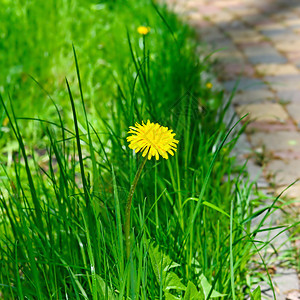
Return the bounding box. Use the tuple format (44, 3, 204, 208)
(137, 26, 150, 35)
(206, 82, 213, 89)
(127, 120, 179, 160)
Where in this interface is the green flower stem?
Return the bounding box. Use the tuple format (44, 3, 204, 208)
(155, 163, 159, 231)
(125, 155, 148, 259)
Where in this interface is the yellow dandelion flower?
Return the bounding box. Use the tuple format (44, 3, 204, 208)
(137, 26, 150, 35)
(206, 82, 213, 89)
(2, 117, 9, 126)
(127, 120, 179, 160)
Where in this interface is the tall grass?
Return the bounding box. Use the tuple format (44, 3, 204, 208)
(0, 0, 295, 299)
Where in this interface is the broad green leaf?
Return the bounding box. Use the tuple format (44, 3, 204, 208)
(165, 261, 181, 272)
(191, 258, 201, 275)
(165, 272, 186, 291)
(250, 286, 261, 300)
(148, 242, 186, 294)
(199, 274, 226, 298)
(149, 243, 180, 282)
(149, 243, 166, 282)
(165, 292, 181, 300)
(184, 281, 204, 300)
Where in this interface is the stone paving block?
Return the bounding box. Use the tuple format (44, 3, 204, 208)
(213, 0, 242, 7)
(273, 268, 300, 298)
(231, 7, 260, 17)
(197, 26, 223, 37)
(201, 31, 227, 43)
(220, 63, 254, 80)
(235, 102, 289, 122)
(292, 27, 300, 34)
(266, 159, 300, 186)
(248, 53, 287, 65)
(219, 20, 247, 31)
(187, 18, 210, 28)
(272, 84, 300, 93)
(196, 5, 221, 17)
(257, 3, 281, 14)
(243, 14, 270, 27)
(224, 77, 266, 92)
(260, 28, 293, 40)
(286, 102, 300, 124)
(265, 74, 300, 82)
(172, 4, 186, 14)
(255, 63, 300, 76)
(232, 89, 275, 105)
(213, 50, 245, 63)
(225, 3, 257, 15)
(277, 90, 300, 103)
(246, 120, 297, 133)
(209, 10, 235, 23)
(186, 12, 206, 22)
(183, 1, 203, 9)
(255, 22, 284, 31)
(291, 3, 300, 13)
(284, 18, 300, 28)
(242, 44, 287, 64)
(265, 74, 300, 92)
(285, 50, 300, 62)
(275, 182, 300, 202)
(285, 290, 300, 300)
(234, 34, 265, 44)
(274, 40, 300, 52)
(245, 158, 269, 188)
(272, 150, 300, 160)
(257, 227, 291, 252)
(209, 37, 236, 50)
(226, 28, 258, 39)
(272, 11, 299, 22)
(239, 41, 272, 50)
(250, 131, 300, 152)
(228, 29, 265, 44)
(268, 33, 300, 44)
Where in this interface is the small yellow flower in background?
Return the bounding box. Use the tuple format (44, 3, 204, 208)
(137, 26, 151, 35)
(206, 82, 213, 89)
(2, 117, 9, 126)
(127, 120, 179, 160)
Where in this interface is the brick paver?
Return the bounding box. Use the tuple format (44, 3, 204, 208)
(266, 159, 300, 185)
(255, 63, 300, 76)
(166, 0, 300, 297)
(250, 131, 300, 152)
(236, 102, 289, 122)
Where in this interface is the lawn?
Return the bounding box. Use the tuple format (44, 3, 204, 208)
(0, 0, 289, 299)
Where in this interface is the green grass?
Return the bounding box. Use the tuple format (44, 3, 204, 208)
(0, 0, 202, 147)
(0, 0, 296, 299)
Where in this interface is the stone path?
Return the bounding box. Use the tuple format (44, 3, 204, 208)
(165, 0, 300, 298)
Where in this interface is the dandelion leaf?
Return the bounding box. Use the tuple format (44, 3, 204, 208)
(199, 274, 226, 298)
(149, 242, 186, 293)
(165, 292, 181, 300)
(250, 286, 261, 300)
(184, 281, 204, 300)
(165, 272, 186, 291)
